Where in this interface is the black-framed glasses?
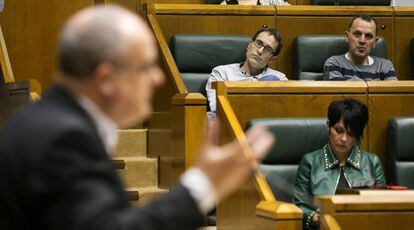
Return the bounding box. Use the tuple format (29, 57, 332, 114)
(252, 39, 275, 56)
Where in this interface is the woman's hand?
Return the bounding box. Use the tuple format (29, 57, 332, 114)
(312, 208, 320, 223)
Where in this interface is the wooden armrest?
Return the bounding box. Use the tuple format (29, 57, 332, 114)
(171, 93, 206, 105)
(255, 200, 303, 220)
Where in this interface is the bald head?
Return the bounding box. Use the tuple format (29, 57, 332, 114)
(58, 5, 150, 77)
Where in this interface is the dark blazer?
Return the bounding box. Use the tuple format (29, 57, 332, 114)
(0, 85, 204, 230)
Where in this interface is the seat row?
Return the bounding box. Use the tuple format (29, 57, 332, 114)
(171, 34, 414, 96)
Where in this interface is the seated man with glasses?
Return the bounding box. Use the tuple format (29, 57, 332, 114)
(206, 27, 287, 116)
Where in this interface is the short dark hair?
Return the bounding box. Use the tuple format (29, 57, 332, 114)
(348, 15, 378, 36)
(327, 98, 368, 141)
(251, 27, 283, 56)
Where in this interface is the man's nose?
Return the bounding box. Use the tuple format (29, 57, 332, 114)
(358, 35, 367, 43)
(257, 46, 265, 55)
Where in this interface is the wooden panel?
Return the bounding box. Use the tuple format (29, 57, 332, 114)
(276, 15, 394, 78)
(105, 0, 137, 11)
(152, 4, 275, 15)
(183, 105, 206, 168)
(156, 15, 274, 42)
(171, 93, 207, 169)
(227, 94, 368, 149)
(367, 82, 414, 170)
(0, 0, 95, 88)
(163, 93, 206, 187)
(276, 5, 393, 16)
(296, 0, 312, 4)
(317, 194, 414, 230)
(334, 212, 414, 230)
(368, 94, 414, 173)
(223, 81, 367, 93)
(139, 0, 200, 16)
(394, 6, 414, 16)
(217, 175, 302, 229)
(394, 17, 414, 80)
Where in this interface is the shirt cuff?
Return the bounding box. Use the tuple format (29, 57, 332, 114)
(180, 167, 217, 214)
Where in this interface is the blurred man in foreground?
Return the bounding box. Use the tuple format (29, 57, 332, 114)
(0, 5, 274, 230)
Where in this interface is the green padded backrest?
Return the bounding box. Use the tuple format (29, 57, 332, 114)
(387, 117, 414, 188)
(171, 34, 250, 94)
(292, 35, 387, 80)
(171, 34, 250, 73)
(246, 118, 328, 202)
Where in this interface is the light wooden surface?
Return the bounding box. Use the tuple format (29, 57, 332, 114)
(0, 0, 95, 88)
(394, 6, 414, 16)
(255, 200, 303, 220)
(276, 5, 393, 16)
(0, 25, 14, 83)
(317, 194, 414, 230)
(147, 14, 187, 94)
(223, 81, 367, 93)
(151, 4, 275, 15)
(171, 93, 206, 169)
(296, 0, 312, 4)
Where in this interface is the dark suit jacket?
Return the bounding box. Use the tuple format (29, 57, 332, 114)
(0, 85, 204, 230)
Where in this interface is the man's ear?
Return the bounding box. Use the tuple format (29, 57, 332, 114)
(373, 36, 379, 48)
(247, 40, 253, 50)
(93, 62, 116, 98)
(345, 31, 350, 43)
(269, 55, 277, 63)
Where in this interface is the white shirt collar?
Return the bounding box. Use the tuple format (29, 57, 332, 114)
(77, 96, 118, 155)
(345, 52, 374, 65)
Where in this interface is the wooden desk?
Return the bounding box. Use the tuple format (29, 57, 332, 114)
(316, 192, 414, 229)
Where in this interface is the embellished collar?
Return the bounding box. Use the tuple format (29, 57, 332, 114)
(323, 143, 361, 170)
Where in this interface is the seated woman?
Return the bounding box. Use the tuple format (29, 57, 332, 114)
(293, 98, 386, 229)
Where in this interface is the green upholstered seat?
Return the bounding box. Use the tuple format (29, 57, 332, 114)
(387, 117, 414, 189)
(171, 34, 250, 95)
(246, 118, 328, 202)
(293, 35, 387, 80)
